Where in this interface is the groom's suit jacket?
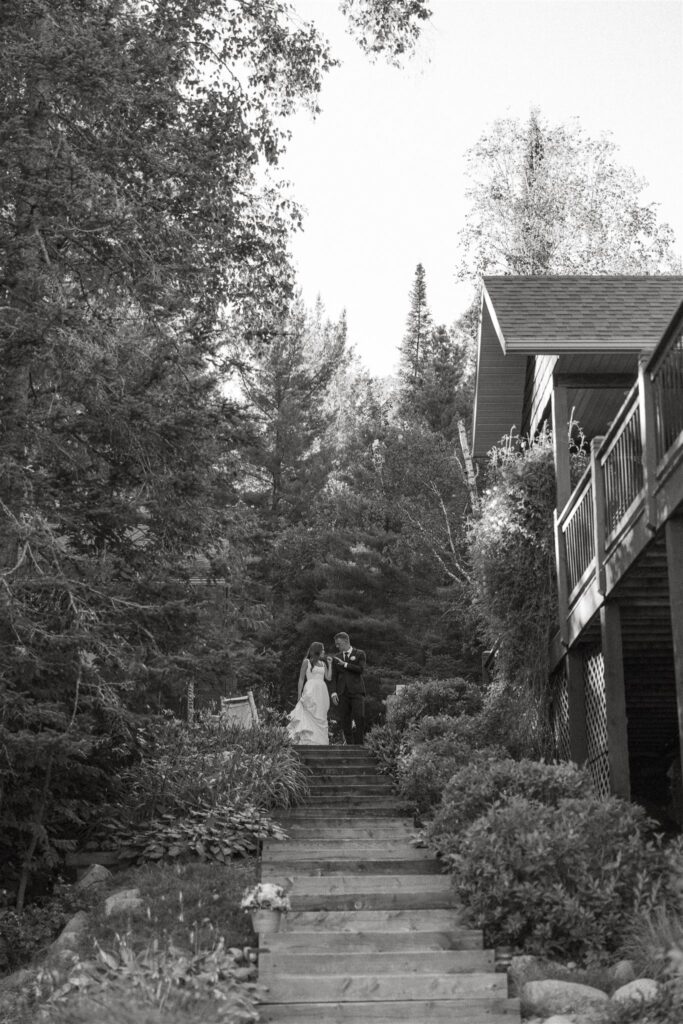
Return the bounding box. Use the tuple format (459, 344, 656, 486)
(330, 648, 366, 698)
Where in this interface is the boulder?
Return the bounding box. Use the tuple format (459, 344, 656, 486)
(508, 953, 543, 994)
(74, 864, 112, 891)
(104, 888, 143, 917)
(522, 979, 609, 1018)
(51, 911, 89, 952)
(612, 978, 660, 1005)
(611, 959, 636, 985)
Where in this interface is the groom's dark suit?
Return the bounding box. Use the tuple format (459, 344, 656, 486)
(330, 647, 366, 745)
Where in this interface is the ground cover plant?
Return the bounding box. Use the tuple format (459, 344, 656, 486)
(1, 859, 259, 1024)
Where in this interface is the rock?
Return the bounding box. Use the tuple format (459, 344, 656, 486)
(509, 954, 543, 994)
(611, 959, 636, 985)
(612, 978, 660, 1005)
(522, 979, 609, 1018)
(51, 911, 89, 952)
(74, 864, 112, 891)
(104, 888, 143, 917)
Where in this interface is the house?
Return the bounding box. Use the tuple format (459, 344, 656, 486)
(473, 275, 683, 816)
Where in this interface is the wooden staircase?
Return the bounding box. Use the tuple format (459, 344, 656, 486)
(256, 745, 520, 1023)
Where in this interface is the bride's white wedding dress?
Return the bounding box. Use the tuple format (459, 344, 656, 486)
(287, 662, 330, 745)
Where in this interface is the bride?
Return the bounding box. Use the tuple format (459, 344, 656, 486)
(286, 642, 331, 745)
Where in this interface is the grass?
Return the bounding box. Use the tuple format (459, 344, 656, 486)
(81, 857, 259, 958)
(0, 856, 260, 1024)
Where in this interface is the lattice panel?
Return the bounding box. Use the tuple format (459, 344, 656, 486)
(584, 648, 610, 797)
(550, 662, 571, 762)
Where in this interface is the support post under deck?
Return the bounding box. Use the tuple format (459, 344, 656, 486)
(666, 517, 683, 795)
(600, 602, 630, 800)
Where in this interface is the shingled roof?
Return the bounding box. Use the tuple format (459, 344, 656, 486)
(473, 275, 683, 458)
(483, 275, 683, 351)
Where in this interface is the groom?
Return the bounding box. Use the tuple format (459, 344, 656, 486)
(329, 631, 366, 745)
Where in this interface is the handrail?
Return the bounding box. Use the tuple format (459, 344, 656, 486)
(645, 296, 683, 378)
(597, 384, 640, 468)
(557, 462, 592, 528)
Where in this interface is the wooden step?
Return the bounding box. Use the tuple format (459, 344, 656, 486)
(279, 909, 466, 932)
(278, 826, 416, 841)
(302, 764, 378, 773)
(256, 999, 520, 1022)
(259, 949, 495, 976)
(260, 928, 485, 953)
(262, 859, 442, 878)
(278, 822, 411, 835)
(280, 804, 405, 819)
(308, 782, 394, 794)
(259, 972, 507, 1003)
(286, 875, 453, 897)
(263, 840, 431, 862)
(285, 875, 457, 912)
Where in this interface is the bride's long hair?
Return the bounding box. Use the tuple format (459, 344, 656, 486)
(306, 641, 325, 668)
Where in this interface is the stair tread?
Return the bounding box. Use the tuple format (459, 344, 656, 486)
(259, 950, 494, 975)
(255, 1000, 519, 1023)
(261, 929, 484, 952)
(264, 750, 520, 1024)
(259, 972, 508, 1002)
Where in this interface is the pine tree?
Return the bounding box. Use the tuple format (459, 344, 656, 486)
(399, 263, 433, 393)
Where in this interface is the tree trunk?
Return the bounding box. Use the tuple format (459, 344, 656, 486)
(16, 751, 54, 913)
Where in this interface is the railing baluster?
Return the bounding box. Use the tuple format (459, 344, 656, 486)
(591, 436, 607, 595)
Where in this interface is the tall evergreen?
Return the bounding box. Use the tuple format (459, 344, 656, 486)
(399, 263, 433, 393)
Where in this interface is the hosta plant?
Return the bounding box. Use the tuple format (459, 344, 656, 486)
(97, 801, 287, 864)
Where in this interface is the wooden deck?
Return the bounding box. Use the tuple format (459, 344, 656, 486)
(553, 303, 683, 660)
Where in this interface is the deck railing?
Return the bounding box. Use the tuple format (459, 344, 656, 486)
(600, 387, 643, 540)
(556, 301, 683, 626)
(652, 322, 683, 463)
(562, 469, 594, 595)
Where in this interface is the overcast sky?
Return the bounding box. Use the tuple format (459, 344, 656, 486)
(280, 0, 683, 376)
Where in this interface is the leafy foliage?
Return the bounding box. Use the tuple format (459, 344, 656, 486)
(46, 933, 260, 1023)
(0, 883, 98, 975)
(386, 677, 482, 733)
(427, 758, 593, 854)
(458, 108, 679, 279)
(468, 430, 566, 746)
(340, 0, 431, 62)
(109, 718, 309, 824)
(450, 795, 683, 963)
(364, 722, 405, 779)
(97, 801, 286, 866)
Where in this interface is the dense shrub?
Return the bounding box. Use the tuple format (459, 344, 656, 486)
(365, 723, 404, 779)
(450, 795, 683, 964)
(386, 677, 482, 733)
(427, 758, 593, 853)
(397, 741, 474, 813)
